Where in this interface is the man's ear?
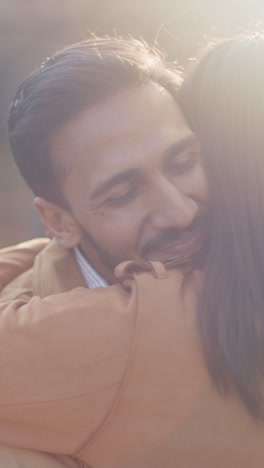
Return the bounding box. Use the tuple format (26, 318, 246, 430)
(34, 197, 82, 249)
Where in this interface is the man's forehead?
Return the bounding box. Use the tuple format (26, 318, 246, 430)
(49, 83, 191, 180)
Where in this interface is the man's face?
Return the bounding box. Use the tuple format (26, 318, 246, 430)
(50, 84, 208, 282)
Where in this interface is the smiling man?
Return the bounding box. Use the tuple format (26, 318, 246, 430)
(42, 84, 207, 284)
(0, 37, 209, 467)
(9, 37, 208, 288)
(3, 35, 264, 468)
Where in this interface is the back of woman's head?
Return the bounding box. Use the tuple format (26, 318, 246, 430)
(179, 35, 264, 418)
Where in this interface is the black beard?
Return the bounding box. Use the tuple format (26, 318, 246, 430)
(77, 224, 120, 270)
(140, 209, 209, 261)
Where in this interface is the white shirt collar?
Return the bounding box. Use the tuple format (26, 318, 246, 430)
(74, 247, 109, 289)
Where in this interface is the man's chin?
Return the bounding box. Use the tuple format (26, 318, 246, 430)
(145, 253, 190, 264)
(144, 244, 207, 266)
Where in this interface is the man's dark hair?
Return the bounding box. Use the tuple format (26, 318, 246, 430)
(179, 34, 264, 419)
(8, 36, 181, 205)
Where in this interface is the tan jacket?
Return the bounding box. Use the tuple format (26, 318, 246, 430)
(0, 239, 264, 468)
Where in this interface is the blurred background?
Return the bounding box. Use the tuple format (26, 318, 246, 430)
(0, 0, 263, 247)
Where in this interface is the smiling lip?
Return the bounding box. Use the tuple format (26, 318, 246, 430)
(145, 230, 202, 263)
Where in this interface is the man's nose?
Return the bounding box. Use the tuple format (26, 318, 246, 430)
(148, 182, 197, 230)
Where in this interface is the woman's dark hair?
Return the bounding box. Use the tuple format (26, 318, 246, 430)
(8, 36, 181, 204)
(179, 35, 264, 418)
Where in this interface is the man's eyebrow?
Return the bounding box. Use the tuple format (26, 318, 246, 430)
(90, 168, 140, 200)
(165, 134, 199, 161)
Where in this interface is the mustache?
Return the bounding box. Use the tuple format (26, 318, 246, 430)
(141, 212, 206, 258)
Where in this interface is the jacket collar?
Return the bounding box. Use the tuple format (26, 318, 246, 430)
(31, 239, 191, 297)
(32, 239, 87, 297)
